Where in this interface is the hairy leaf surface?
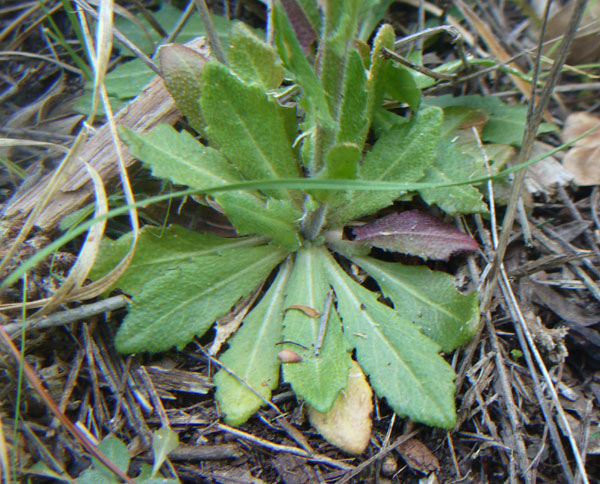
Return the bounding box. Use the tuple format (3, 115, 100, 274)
(323, 252, 457, 428)
(200, 62, 300, 199)
(336, 49, 369, 148)
(282, 247, 350, 412)
(228, 22, 284, 90)
(352, 256, 479, 352)
(352, 210, 479, 260)
(419, 140, 488, 215)
(115, 246, 288, 353)
(120, 125, 301, 247)
(330, 107, 442, 225)
(90, 226, 266, 296)
(215, 259, 293, 425)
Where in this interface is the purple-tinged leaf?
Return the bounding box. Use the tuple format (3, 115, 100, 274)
(280, 0, 318, 55)
(352, 210, 478, 261)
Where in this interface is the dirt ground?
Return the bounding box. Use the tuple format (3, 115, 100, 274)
(1, 1, 600, 483)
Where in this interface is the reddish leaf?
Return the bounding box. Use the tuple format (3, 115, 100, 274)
(280, 0, 318, 55)
(352, 210, 478, 261)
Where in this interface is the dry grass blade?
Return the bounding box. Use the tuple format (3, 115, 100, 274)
(0, 411, 9, 484)
(36, 162, 108, 317)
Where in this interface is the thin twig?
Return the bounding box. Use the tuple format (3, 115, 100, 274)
(193, 0, 227, 65)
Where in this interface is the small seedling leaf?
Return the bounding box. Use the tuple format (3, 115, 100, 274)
(282, 247, 351, 412)
(115, 245, 288, 353)
(200, 62, 300, 199)
(151, 427, 178, 477)
(215, 259, 293, 425)
(352, 255, 480, 352)
(385, 64, 421, 111)
(92, 435, 130, 480)
(228, 22, 284, 90)
(323, 253, 457, 428)
(352, 210, 478, 261)
(307, 359, 373, 455)
(366, 24, 395, 127)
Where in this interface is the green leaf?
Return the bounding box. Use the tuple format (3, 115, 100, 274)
(200, 62, 300, 199)
(336, 49, 369, 148)
(120, 125, 301, 247)
(282, 247, 350, 412)
(358, 0, 395, 40)
(322, 253, 457, 428)
(385, 64, 421, 111)
(214, 259, 293, 425)
(352, 256, 479, 352)
(228, 22, 284, 90)
(426, 94, 555, 146)
(113, 4, 233, 56)
(151, 427, 178, 477)
(312, 143, 360, 204)
(418, 140, 488, 215)
(101, 58, 156, 99)
(91, 226, 266, 296)
(159, 43, 208, 135)
(93, 435, 130, 480)
(366, 24, 395, 128)
(330, 106, 443, 225)
(115, 245, 288, 353)
(273, 2, 333, 128)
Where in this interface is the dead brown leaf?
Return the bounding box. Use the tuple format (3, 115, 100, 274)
(397, 438, 440, 475)
(307, 360, 373, 455)
(562, 112, 600, 186)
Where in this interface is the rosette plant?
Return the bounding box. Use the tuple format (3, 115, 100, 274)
(92, 0, 482, 439)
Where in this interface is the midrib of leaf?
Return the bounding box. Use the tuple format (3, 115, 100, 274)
(324, 255, 448, 416)
(354, 257, 459, 322)
(131, 236, 267, 268)
(219, 94, 289, 183)
(150, 250, 283, 326)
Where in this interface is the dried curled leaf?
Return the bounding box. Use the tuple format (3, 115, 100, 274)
(562, 112, 600, 186)
(352, 210, 478, 261)
(307, 360, 373, 455)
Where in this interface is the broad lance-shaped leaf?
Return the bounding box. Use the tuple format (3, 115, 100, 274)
(120, 125, 302, 248)
(330, 107, 443, 226)
(282, 246, 350, 413)
(322, 251, 457, 428)
(418, 140, 488, 215)
(227, 22, 284, 90)
(200, 61, 300, 201)
(352, 256, 479, 353)
(353, 210, 478, 261)
(215, 259, 293, 425)
(90, 226, 267, 296)
(159, 43, 208, 135)
(115, 245, 288, 353)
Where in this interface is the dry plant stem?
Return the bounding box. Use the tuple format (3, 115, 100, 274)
(484, 313, 532, 483)
(333, 431, 417, 484)
(498, 269, 588, 483)
(194, 0, 227, 65)
(195, 345, 283, 416)
(557, 185, 600, 260)
(482, 0, 588, 311)
(4, 295, 129, 338)
(216, 423, 355, 471)
(166, 0, 196, 44)
(574, 400, 593, 484)
(0, 325, 137, 483)
(381, 47, 456, 81)
(0, 51, 82, 74)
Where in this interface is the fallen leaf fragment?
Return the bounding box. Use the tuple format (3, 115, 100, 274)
(397, 438, 440, 474)
(307, 360, 373, 455)
(352, 210, 478, 261)
(561, 112, 600, 186)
